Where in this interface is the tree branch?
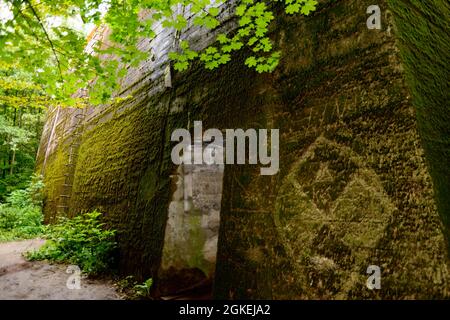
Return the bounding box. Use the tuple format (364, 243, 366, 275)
(22, 0, 63, 81)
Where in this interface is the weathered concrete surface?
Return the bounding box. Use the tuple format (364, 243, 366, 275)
(159, 161, 223, 294)
(37, 0, 450, 299)
(387, 0, 450, 249)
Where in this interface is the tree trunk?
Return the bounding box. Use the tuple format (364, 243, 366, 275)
(9, 149, 15, 175)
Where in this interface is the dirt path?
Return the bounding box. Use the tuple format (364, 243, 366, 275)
(0, 239, 120, 300)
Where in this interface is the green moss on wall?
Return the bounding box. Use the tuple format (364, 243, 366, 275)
(210, 0, 449, 299)
(41, 139, 70, 223)
(68, 89, 169, 279)
(387, 0, 450, 248)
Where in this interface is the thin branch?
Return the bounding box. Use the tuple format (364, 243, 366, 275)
(15, 7, 43, 43)
(22, 0, 63, 81)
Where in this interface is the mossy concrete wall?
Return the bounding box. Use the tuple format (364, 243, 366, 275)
(37, 0, 450, 298)
(206, 0, 448, 299)
(387, 0, 450, 249)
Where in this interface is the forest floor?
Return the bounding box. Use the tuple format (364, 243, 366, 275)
(0, 239, 120, 300)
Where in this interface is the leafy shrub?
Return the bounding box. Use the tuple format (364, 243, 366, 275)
(27, 211, 117, 274)
(134, 278, 153, 298)
(0, 206, 43, 233)
(0, 174, 44, 241)
(116, 276, 154, 300)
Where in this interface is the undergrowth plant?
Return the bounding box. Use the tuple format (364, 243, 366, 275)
(0, 174, 45, 242)
(116, 276, 154, 300)
(26, 210, 117, 275)
(134, 278, 154, 298)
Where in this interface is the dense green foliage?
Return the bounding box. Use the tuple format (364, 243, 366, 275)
(27, 211, 117, 274)
(0, 63, 46, 199)
(0, 174, 44, 241)
(0, 0, 317, 105)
